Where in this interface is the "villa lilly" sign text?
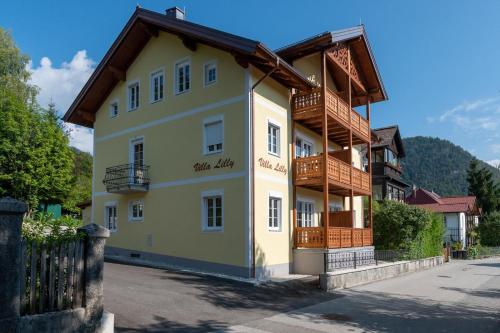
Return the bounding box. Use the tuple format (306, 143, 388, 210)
(258, 157, 287, 175)
(193, 158, 235, 172)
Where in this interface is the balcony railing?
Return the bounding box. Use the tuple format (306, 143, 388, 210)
(103, 163, 150, 194)
(292, 88, 370, 142)
(295, 227, 372, 249)
(294, 155, 370, 195)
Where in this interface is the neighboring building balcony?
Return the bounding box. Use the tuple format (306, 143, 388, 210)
(295, 226, 372, 248)
(103, 163, 150, 194)
(294, 154, 371, 196)
(372, 161, 402, 176)
(292, 88, 370, 145)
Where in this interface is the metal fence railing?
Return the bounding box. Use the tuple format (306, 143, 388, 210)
(324, 249, 413, 273)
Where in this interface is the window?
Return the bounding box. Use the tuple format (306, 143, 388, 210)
(267, 122, 280, 156)
(297, 200, 314, 227)
(204, 61, 217, 86)
(385, 148, 398, 167)
(150, 70, 164, 103)
(105, 203, 117, 232)
(295, 137, 313, 158)
(129, 200, 144, 221)
(130, 138, 145, 184)
(202, 190, 223, 231)
(268, 196, 282, 231)
(127, 81, 140, 111)
(373, 149, 384, 163)
(109, 100, 119, 118)
(329, 202, 343, 212)
(175, 59, 190, 94)
(203, 116, 223, 154)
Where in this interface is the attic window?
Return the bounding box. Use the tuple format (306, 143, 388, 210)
(127, 81, 140, 111)
(175, 59, 190, 94)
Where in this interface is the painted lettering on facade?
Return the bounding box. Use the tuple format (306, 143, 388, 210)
(258, 157, 287, 175)
(193, 158, 235, 172)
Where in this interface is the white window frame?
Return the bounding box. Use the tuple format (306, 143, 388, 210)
(201, 189, 224, 232)
(203, 115, 224, 155)
(268, 191, 283, 232)
(297, 198, 314, 227)
(203, 60, 217, 86)
(267, 118, 281, 157)
(128, 200, 144, 222)
(104, 201, 118, 233)
(109, 99, 119, 118)
(295, 132, 314, 158)
(174, 58, 191, 95)
(149, 68, 165, 103)
(127, 79, 140, 112)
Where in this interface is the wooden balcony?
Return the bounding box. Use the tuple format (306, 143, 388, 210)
(294, 155, 371, 196)
(292, 88, 370, 145)
(295, 227, 372, 248)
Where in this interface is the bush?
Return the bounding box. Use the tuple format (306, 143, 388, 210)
(374, 200, 444, 258)
(478, 212, 500, 246)
(22, 212, 83, 244)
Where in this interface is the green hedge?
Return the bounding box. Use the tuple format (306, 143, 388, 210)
(373, 200, 444, 258)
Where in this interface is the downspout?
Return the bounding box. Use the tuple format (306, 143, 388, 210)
(250, 59, 279, 279)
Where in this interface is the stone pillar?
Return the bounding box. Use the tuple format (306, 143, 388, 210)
(0, 197, 28, 333)
(78, 223, 110, 330)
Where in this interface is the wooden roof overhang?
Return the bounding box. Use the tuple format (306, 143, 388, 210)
(63, 8, 315, 128)
(276, 26, 388, 107)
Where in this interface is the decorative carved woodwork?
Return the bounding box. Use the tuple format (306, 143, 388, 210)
(326, 44, 366, 93)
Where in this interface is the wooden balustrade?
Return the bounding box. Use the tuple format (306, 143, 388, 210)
(292, 88, 370, 142)
(294, 154, 370, 194)
(295, 227, 372, 249)
(295, 227, 324, 248)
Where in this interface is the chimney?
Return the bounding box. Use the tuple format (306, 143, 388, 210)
(412, 184, 417, 198)
(166, 7, 185, 20)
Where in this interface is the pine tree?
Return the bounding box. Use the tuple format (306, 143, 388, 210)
(467, 159, 500, 214)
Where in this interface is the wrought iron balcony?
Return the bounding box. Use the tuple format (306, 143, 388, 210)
(103, 163, 150, 194)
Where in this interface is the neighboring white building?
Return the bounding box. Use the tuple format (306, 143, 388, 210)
(406, 188, 480, 249)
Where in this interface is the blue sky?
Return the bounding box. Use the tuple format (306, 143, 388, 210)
(1, 0, 499, 164)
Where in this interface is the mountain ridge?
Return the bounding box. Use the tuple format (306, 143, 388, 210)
(401, 136, 500, 196)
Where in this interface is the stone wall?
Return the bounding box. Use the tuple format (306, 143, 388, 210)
(320, 256, 444, 291)
(0, 197, 110, 333)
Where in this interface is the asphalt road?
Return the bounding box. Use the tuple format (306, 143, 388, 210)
(104, 257, 500, 332)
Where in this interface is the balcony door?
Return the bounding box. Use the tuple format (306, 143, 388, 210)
(297, 200, 314, 227)
(295, 137, 313, 158)
(129, 137, 144, 184)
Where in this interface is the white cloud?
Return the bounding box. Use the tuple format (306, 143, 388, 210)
(487, 159, 500, 168)
(490, 144, 500, 154)
(433, 97, 500, 161)
(29, 50, 95, 154)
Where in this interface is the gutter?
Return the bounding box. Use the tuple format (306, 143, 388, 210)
(249, 59, 279, 279)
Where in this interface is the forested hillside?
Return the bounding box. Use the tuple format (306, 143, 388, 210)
(401, 136, 500, 196)
(62, 147, 92, 213)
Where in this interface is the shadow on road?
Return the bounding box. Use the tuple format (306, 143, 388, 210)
(285, 289, 500, 333)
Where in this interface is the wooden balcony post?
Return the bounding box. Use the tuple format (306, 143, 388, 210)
(292, 120, 297, 247)
(347, 46, 355, 230)
(366, 97, 373, 243)
(321, 51, 329, 248)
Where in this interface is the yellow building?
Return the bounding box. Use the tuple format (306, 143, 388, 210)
(64, 7, 387, 279)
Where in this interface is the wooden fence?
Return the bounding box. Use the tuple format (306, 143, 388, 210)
(19, 238, 85, 315)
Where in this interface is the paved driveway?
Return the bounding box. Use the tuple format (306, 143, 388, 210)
(104, 257, 500, 332)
